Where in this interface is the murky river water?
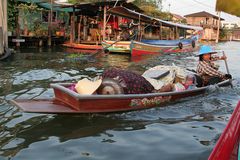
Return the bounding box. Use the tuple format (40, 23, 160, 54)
(0, 42, 240, 160)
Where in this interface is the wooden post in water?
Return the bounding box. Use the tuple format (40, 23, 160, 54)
(0, 0, 4, 55)
(216, 11, 221, 43)
(0, 27, 3, 55)
(48, 0, 53, 46)
(16, 10, 21, 47)
(0, 0, 7, 55)
(3, 0, 8, 48)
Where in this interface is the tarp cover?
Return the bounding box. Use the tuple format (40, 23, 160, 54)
(216, 0, 240, 17)
(108, 6, 203, 30)
(16, 0, 74, 12)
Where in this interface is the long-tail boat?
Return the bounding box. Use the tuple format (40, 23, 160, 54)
(208, 101, 240, 160)
(10, 79, 231, 114)
(62, 43, 103, 50)
(103, 6, 202, 54)
(130, 39, 196, 56)
(101, 40, 131, 53)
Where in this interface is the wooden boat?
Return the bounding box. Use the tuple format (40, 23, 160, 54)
(62, 43, 103, 50)
(106, 6, 202, 55)
(101, 40, 131, 53)
(131, 39, 196, 56)
(208, 101, 240, 160)
(11, 79, 231, 114)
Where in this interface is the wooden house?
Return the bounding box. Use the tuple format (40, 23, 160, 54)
(185, 11, 224, 40)
(61, 0, 142, 45)
(171, 13, 186, 23)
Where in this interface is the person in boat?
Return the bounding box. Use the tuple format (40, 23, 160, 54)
(172, 74, 197, 91)
(196, 45, 232, 86)
(99, 68, 173, 94)
(70, 68, 174, 95)
(73, 67, 202, 95)
(183, 74, 197, 90)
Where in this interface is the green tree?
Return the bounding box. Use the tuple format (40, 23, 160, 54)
(219, 28, 227, 39)
(8, 0, 19, 32)
(133, 0, 172, 20)
(67, 0, 171, 20)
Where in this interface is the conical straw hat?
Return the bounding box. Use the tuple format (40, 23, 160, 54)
(75, 78, 102, 95)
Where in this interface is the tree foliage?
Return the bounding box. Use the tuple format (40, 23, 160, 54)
(7, 0, 19, 31)
(68, 0, 171, 20)
(133, 0, 172, 20)
(68, 0, 100, 3)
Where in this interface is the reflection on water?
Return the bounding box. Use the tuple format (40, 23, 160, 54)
(0, 42, 240, 160)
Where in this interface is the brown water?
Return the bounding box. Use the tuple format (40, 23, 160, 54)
(0, 42, 240, 160)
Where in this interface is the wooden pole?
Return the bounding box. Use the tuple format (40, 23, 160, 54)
(16, 8, 21, 47)
(72, 6, 75, 43)
(3, 0, 8, 48)
(138, 15, 141, 41)
(103, 5, 107, 40)
(0, 27, 3, 55)
(70, 6, 75, 43)
(222, 51, 233, 88)
(159, 22, 162, 40)
(70, 13, 73, 43)
(175, 26, 178, 39)
(77, 15, 82, 43)
(216, 11, 221, 43)
(48, 0, 53, 46)
(83, 16, 87, 41)
(0, 0, 4, 55)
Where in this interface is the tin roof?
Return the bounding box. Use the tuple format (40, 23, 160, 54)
(60, 0, 142, 16)
(108, 6, 203, 30)
(16, 0, 76, 12)
(184, 11, 224, 20)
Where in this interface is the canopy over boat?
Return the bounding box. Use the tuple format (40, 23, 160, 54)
(216, 0, 240, 17)
(108, 6, 203, 31)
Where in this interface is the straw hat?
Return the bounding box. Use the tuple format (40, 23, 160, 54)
(75, 78, 102, 95)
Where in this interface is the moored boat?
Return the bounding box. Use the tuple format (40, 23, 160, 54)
(208, 101, 240, 160)
(131, 39, 196, 56)
(63, 43, 103, 50)
(11, 79, 231, 114)
(101, 40, 131, 53)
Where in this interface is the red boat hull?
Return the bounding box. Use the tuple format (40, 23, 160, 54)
(208, 101, 240, 160)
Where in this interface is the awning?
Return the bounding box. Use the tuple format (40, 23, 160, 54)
(60, 0, 142, 16)
(16, 0, 75, 12)
(108, 6, 203, 30)
(216, 0, 240, 17)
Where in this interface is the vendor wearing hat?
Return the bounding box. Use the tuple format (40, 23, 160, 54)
(196, 45, 232, 86)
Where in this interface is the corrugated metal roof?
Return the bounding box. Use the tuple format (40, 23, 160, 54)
(16, 0, 74, 12)
(108, 6, 203, 30)
(184, 11, 224, 20)
(60, 0, 143, 15)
